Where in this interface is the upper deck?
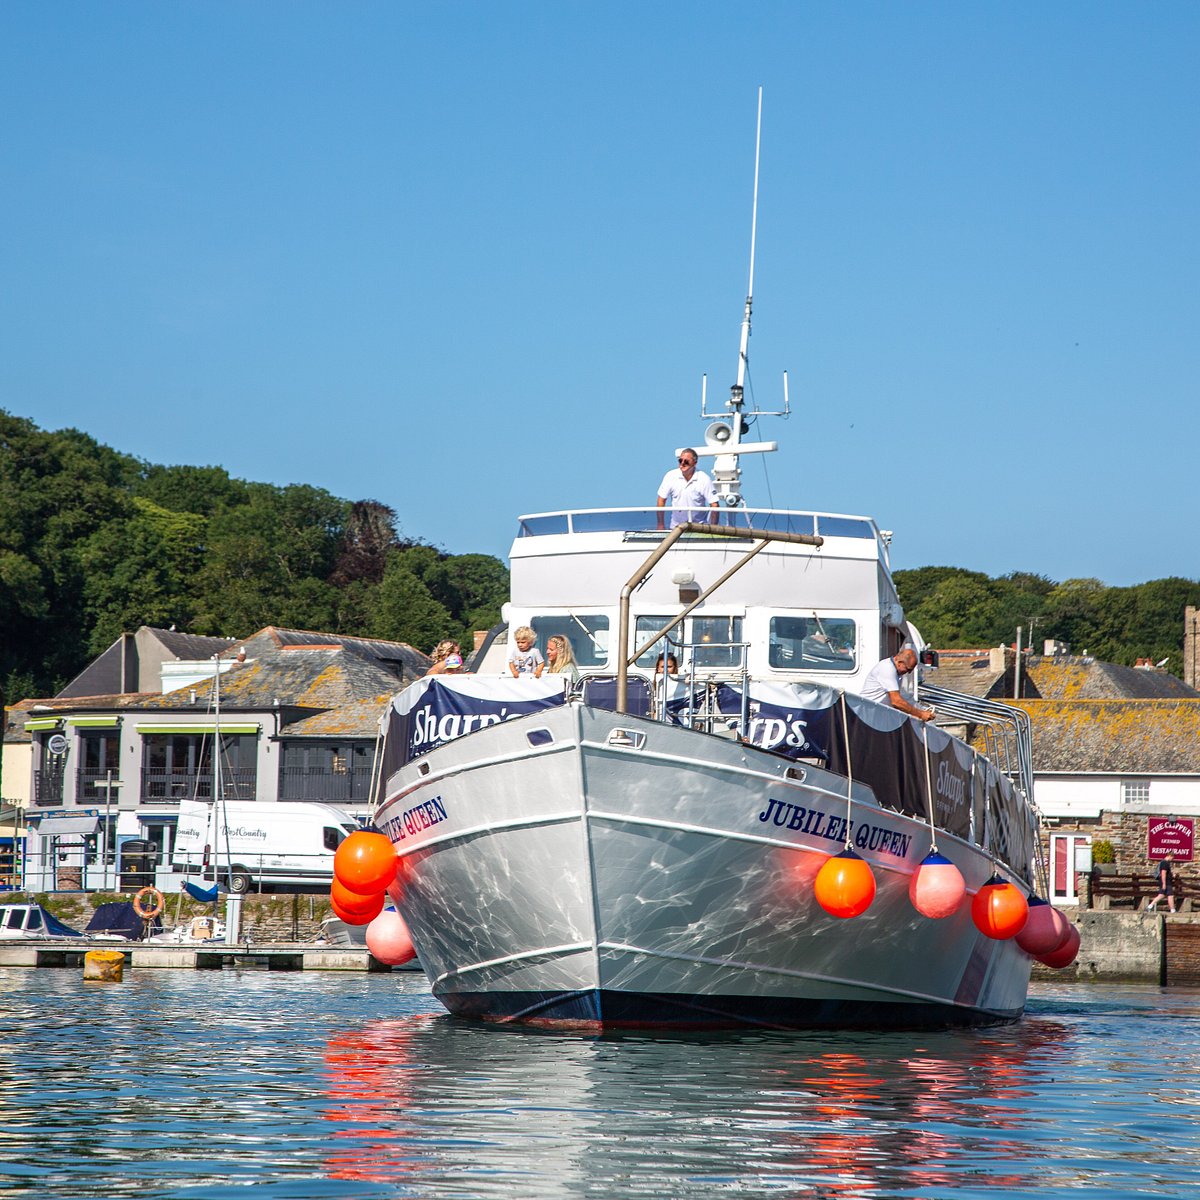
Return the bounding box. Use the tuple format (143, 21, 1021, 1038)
(508, 506, 897, 615)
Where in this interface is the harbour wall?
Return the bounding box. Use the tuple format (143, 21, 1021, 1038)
(1032, 910, 1200, 986)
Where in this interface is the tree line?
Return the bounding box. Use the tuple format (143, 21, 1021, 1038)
(894, 566, 1200, 672)
(1, 410, 509, 704)
(4, 410, 1199, 707)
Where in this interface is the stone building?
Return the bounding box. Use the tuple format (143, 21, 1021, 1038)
(925, 646, 1200, 905)
(2, 626, 430, 892)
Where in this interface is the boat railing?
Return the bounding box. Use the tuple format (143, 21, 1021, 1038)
(918, 684, 1035, 802)
(516, 507, 879, 543)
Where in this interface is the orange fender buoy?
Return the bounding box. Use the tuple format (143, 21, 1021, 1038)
(971, 875, 1028, 940)
(814, 849, 876, 918)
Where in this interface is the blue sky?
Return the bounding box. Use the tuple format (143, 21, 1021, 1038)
(2, 3, 1196, 587)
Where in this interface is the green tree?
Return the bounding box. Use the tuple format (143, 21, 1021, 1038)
(368, 556, 452, 651)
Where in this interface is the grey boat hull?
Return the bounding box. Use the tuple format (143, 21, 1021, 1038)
(377, 704, 1032, 1030)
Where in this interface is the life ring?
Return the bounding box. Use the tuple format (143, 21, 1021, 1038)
(132, 886, 165, 920)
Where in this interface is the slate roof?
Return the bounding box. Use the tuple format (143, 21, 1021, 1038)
(928, 651, 1200, 702)
(4, 694, 159, 744)
(1025, 658, 1199, 700)
(4, 626, 429, 744)
(1009, 700, 1200, 774)
(56, 627, 235, 698)
(235, 628, 429, 681)
(925, 651, 1009, 698)
(281, 696, 394, 739)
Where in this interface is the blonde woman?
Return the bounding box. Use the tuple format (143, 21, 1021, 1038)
(426, 639, 465, 675)
(545, 635, 579, 684)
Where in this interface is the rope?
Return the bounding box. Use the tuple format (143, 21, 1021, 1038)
(921, 721, 939, 853)
(839, 693, 854, 849)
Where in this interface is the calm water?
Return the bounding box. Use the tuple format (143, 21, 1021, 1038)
(1, 969, 1198, 1199)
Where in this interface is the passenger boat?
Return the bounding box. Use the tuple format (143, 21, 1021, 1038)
(370, 99, 1049, 1029)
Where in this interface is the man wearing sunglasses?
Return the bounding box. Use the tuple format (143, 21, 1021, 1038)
(656, 448, 719, 530)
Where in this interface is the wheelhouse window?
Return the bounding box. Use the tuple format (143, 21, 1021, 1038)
(634, 616, 679, 669)
(769, 616, 857, 671)
(632, 615, 745, 670)
(529, 615, 610, 669)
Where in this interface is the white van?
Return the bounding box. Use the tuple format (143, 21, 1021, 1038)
(173, 800, 362, 894)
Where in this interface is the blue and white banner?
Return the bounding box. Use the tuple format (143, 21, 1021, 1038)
(382, 675, 568, 770)
(714, 681, 837, 761)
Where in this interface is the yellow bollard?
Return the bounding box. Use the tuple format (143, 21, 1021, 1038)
(83, 949, 125, 982)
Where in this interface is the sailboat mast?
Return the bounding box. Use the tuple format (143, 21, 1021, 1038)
(213, 654, 234, 890)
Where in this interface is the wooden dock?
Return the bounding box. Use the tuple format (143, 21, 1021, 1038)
(0, 939, 401, 972)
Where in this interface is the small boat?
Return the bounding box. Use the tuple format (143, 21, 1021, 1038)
(322, 910, 426, 971)
(0, 902, 82, 940)
(370, 97, 1048, 1030)
(146, 915, 226, 944)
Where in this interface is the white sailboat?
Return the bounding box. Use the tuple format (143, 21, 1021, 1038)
(371, 96, 1048, 1029)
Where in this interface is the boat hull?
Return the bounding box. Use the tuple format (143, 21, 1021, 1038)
(376, 704, 1032, 1030)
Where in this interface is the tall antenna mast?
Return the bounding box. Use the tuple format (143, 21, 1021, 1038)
(735, 86, 763, 397)
(699, 87, 783, 507)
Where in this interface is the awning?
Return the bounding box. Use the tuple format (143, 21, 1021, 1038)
(135, 724, 260, 735)
(35, 815, 100, 837)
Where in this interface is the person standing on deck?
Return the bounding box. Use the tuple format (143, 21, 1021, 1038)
(861, 648, 935, 721)
(656, 448, 718, 529)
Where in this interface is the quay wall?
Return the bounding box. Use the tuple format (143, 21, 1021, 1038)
(14, 892, 1198, 985)
(11, 890, 335, 943)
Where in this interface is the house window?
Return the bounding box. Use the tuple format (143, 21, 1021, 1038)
(279, 742, 373, 803)
(1121, 780, 1151, 806)
(142, 733, 257, 802)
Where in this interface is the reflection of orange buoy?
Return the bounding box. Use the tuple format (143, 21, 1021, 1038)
(334, 832, 398, 893)
(1016, 896, 1071, 956)
(331, 891, 384, 925)
(365, 909, 417, 965)
(971, 875, 1028, 939)
(814, 849, 876, 918)
(908, 852, 966, 919)
(1037, 923, 1081, 968)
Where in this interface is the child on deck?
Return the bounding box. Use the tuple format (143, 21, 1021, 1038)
(508, 626, 545, 678)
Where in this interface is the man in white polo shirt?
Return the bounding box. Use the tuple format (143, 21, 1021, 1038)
(861, 647, 935, 721)
(656, 447, 718, 530)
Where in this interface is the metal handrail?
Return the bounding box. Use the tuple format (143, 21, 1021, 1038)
(615, 522, 823, 713)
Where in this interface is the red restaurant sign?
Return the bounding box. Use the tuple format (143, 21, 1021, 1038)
(1147, 818, 1194, 861)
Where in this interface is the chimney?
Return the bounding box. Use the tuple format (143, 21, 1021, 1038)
(988, 645, 1012, 672)
(473, 630, 488, 652)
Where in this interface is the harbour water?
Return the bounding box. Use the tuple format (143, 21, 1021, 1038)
(3, 969, 1198, 1198)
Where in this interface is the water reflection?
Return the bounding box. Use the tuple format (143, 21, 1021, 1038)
(321, 1010, 1076, 1197)
(4, 971, 1200, 1199)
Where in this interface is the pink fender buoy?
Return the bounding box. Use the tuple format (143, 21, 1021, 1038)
(334, 831, 398, 894)
(814, 849, 876, 919)
(971, 874, 1029, 940)
(1037, 923, 1081, 968)
(365, 909, 417, 965)
(908, 851, 966, 919)
(1016, 896, 1072, 956)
